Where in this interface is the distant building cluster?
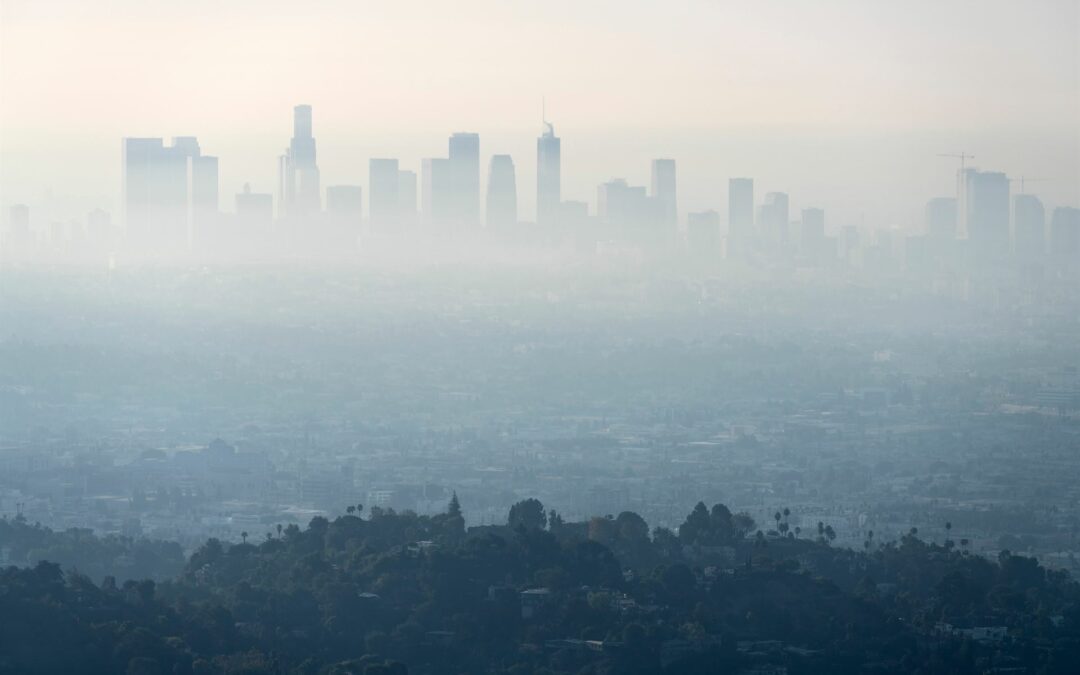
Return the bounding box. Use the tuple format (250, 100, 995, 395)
(2, 105, 1078, 274)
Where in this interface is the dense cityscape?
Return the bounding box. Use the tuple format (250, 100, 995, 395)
(3, 1, 1080, 673)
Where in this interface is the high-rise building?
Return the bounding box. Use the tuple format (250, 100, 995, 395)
(537, 118, 561, 226)
(279, 105, 321, 217)
(326, 185, 363, 229)
(122, 136, 216, 252)
(758, 192, 789, 244)
(598, 178, 663, 244)
(422, 158, 452, 227)
(728, 178, 754, 253)
(801, 207, 826, 261)
(650, 159, 677, 232)
(485, 155, 517, 229)
(925, 197, 957, 240)
(964, 169, 1010, 264)
(1013, 194, 1045, 262)
(1049, 206, 1080, 265)
(448, 132, 480, 228)
(369, 159, 400, 229)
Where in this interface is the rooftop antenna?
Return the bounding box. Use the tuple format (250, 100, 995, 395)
(541, 97, 553, 136)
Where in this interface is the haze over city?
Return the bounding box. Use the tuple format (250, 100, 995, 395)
(2, 2, 1080, 675)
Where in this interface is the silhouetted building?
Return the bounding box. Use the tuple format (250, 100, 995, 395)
(728, 178, 754, 254)
(485, 155, 517, 229)
(1013, 194, 1045, 263)
(122, 136, 216, 253)
(537, 118, 561, 226)
(801, 208, 828, 262)
(758, 192, 789, 244)
(650, 159, 677, 232)
(279, 105, 321, 217)
(925, 197, 957, 240)
(369, 159, 400, 230)
(964, 169, 1010, 265)
(1049, 207, 1080, 266)
(448, 132, 480, 229)
(598, 178, 663, 244)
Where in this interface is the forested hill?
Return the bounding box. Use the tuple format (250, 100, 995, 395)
(2, 498, 1079, 675)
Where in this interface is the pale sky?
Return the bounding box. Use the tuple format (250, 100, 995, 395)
(1, 0, 1078, 228)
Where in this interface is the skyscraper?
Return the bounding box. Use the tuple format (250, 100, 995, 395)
(758, 191, 789, 244)
(801, 207, 826, 261)
(537, 117, 561, 227)
(485, 155, 517, 229)
(122, 136, 216, 252)
(964, 169, 1010, 264)
(279, 105, 321, 217)
(925, 197, 957, 240)
(650, 159, 677, 232)
(1013, 194, 1045, 263)
(448, 132, 480, 229)
(728, 178, 754, 253)
(369, 159, 400, 230)
(1049, 207, 1080, 265)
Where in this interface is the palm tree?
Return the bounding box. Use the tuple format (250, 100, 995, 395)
(241, 531, 248, 544)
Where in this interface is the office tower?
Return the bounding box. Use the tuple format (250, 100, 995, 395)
(397, 170, 417, 225)
(801, 208, 826, 261)
(728, 178, 754, 253)
(326, 185, 363, 229)
(188, 151, 219, 249)
(369, 159, 400, 229)
(925, 197, 957, 240)
(687, 210, 720, 253)
(537, 117, 561, 227)
(598, 178, 663, 243)
(650, 159, 677, 232)
(279, 104, 321, 217)
(422, 158, 452, 227)
(758, 191, 789, 244)
(1013, 194, 1045, 262)
(485, 155, 517, 229)
(964, 169, 1010, 264)
(122, 136, 215, 252)
(448, 132, 480, 228)
(1049, 207, 1080, 264)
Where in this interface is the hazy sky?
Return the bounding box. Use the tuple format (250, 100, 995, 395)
(2, 0, 1078, 227)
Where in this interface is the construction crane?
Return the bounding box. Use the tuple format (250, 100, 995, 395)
(1008, 176, 1048, 194)
(938, 152, 975, 202)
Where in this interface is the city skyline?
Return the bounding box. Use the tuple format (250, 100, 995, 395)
(2, 0, 1078, 226)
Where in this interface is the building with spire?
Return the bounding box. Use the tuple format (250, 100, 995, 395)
(537, 106, 561, 227)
